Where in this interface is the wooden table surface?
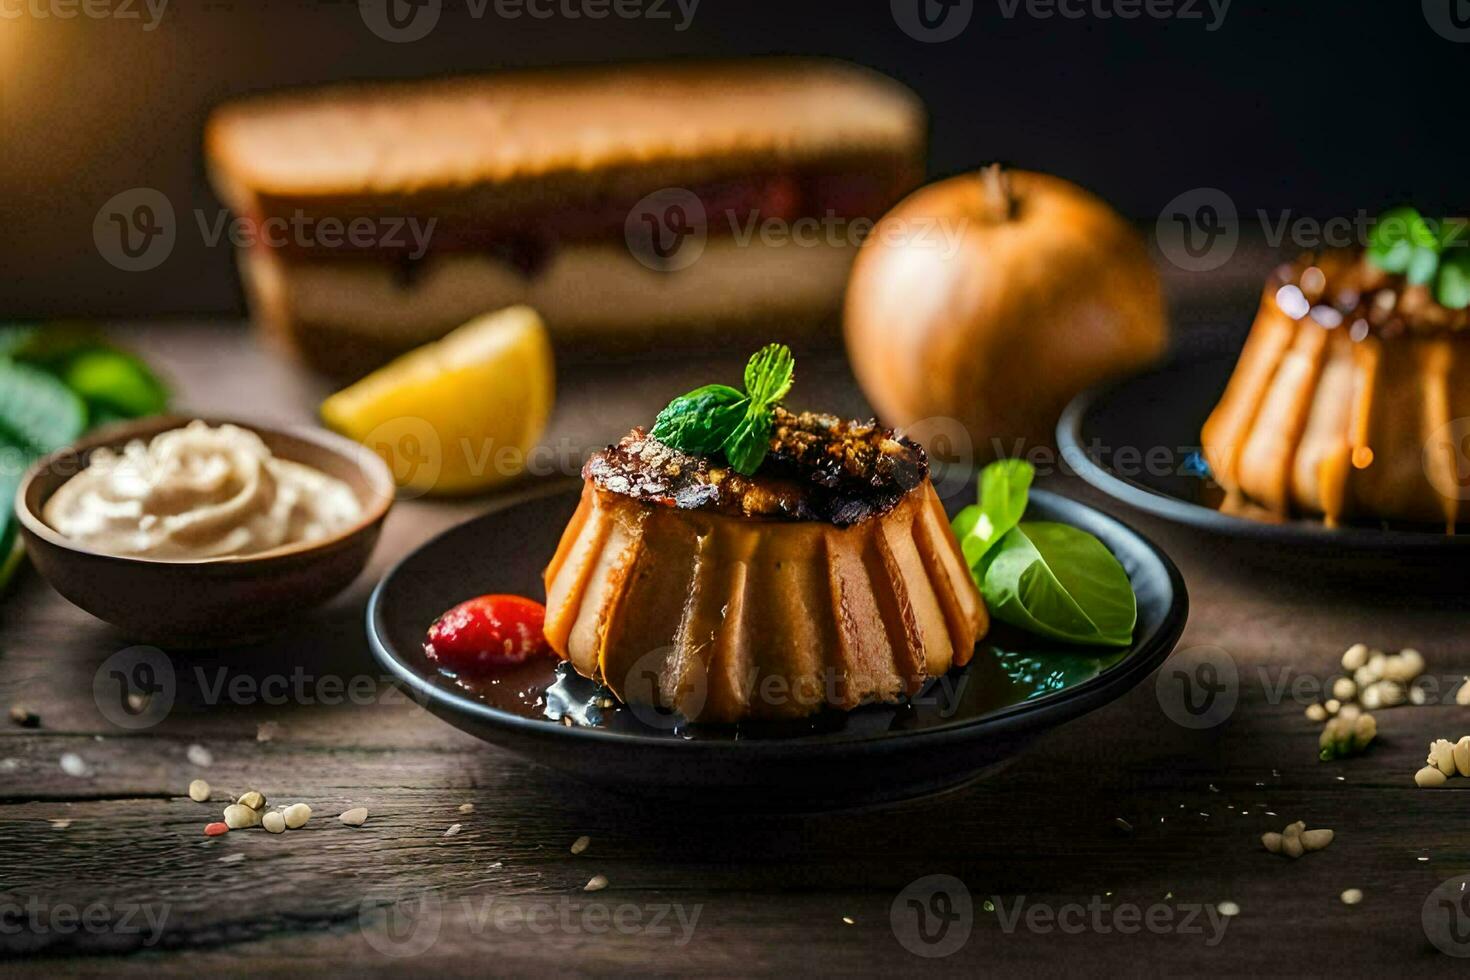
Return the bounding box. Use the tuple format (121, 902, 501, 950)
(4, 316, 1470, 977)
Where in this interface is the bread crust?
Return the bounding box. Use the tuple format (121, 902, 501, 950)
(207, 59, 925, 208)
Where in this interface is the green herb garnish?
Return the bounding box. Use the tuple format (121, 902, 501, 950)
(0, 325, 169, 595)
(953, 459, 1137, 647)
(1367, 207, 1470, 309)
(650, 344, 794, 475)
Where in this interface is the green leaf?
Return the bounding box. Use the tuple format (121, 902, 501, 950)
(62, 348, 170, 420)
(958, 458, 1034, 566)
(1407, 245, 1441, 286)
(743, 344, 794, 407)
(1369, 208, 1438, 274)
(0, 360, 87, 453)
(651, 384, 748, 455)
(979, 521, 1137, 647)
(1437, 249, 1470, 310)
(720, 411, 774, 476)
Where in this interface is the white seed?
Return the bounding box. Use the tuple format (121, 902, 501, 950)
(444, 823, 461, 837)
(51, 819, 72, 830)
(458, 803, 475, 814)
(1457, 679, 1470, 706)
(186, 744, 213, 767)
(1455, 736, 1470, 778)
(1331, 677, 1356, 701)
(1301, 828, 1334, 852)
(256, 721, 280, 742)
(59, 753, 89, 778)
(1398, 649, 1426, 680)
(1340, 888, 1363, 905)
(1324, 699, 1342, 715)
(1360, 684, 1382, 710)
(1305, 703, 1327, 722)
(1430, 739, 1458, 776)
(1261, 832, 1283, 853)
(1351, 713, 1377, 751)
(1337, 702, 1360, 722)
(238, 791, 266, 811)
(1284, 820, 1305, 837)
(1217, 901, 1240, 917)
(584, 874, 608, 892)
(1410, 685, 1427, 706)
(223, 803, 260, 829)
(188, 779, 211, 802)
(1366, 651, 1387, 680)
(262, 811, 286, 834)
(1282, 834, 1305, 858)
(571, 835, 591, 855)
(1415, 765, 1448, 788)
(1341, 643, 1369, 671)
(283, 803, 312, 829)
(219, 852, 245, 864)
(340, 807, 368, 827)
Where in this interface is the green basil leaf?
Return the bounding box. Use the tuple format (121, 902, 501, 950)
(1371, 238, 1414, 273)
(960, 458, 1034, 565)
(980, 521, 1137, 647)
(1407, 245, 1442, 286)
(721, 411, 774, 476)
(650, 384, 747, 454)
(1369, 208, 1437, 273)
(0, 360, 86, 453)
(743, 343, 794, 407)
(62, 348, 170, 420)
(1437, 249, 1470, 310)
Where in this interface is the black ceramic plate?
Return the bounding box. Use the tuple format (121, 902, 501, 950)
(1058, 356, 1470, 560)
(368, 480, 1188, 810)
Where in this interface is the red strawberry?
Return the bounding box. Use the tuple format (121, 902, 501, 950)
(424, 594, 551, 675)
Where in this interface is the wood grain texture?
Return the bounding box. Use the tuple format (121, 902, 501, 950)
(3, 321, 1470, 976)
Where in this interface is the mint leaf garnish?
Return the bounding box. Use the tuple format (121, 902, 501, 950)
(649, 344, 795, 475)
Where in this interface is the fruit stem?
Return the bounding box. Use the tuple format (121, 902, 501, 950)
(980, 164, 1016, 222)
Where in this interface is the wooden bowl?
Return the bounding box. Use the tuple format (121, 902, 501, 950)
(14, 415, 395, 647)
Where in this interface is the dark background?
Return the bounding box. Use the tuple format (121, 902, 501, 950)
(1, 0, 1464, 318)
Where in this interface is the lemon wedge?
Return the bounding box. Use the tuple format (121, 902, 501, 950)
(321, 306, 554, 496)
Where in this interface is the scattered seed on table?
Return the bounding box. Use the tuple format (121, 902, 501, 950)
(9, 705, 39, 728)
(59, 753, 88, 778)
(1305, 703, 1327, 722)
(571, 835, 591, 855)
(284, 803, 312, 829)
(50, 819, 72, 830)
(1457, 679, 1470, 707)
(219, 853, 245, 864)
(445, 823, 461, 837)
(256, 721, 280, 742)
(340, 807, 369, 827)
(1415, 766, 1447, 788)
(238, 791, 266, 811)
(126, 692, 149, 713)
(186, 745, 213, 767)
(1341, 643, 1368, 671)
(842, 917, 854, 925)
(1261, 832, 1283, 854)
(1113, 818, 1133, 834)
(458, 803, 475, 815)
(584, 874, 608, 892)
(1217, 901, 1240, 917)
(188, 779, 211, 803)
(1341, 888, 1363, 905)
(1301, 829, 1334, 852)
(223, 803, 260, 829)
(262, 811, 286, 834)
(204, 822, 229, 837)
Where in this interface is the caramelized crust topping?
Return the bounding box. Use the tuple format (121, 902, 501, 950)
(1272, 249, 1469, 337)
(584, 408, 927, 526)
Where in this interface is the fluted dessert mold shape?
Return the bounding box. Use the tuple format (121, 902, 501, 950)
(543, 479, 987, 723)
